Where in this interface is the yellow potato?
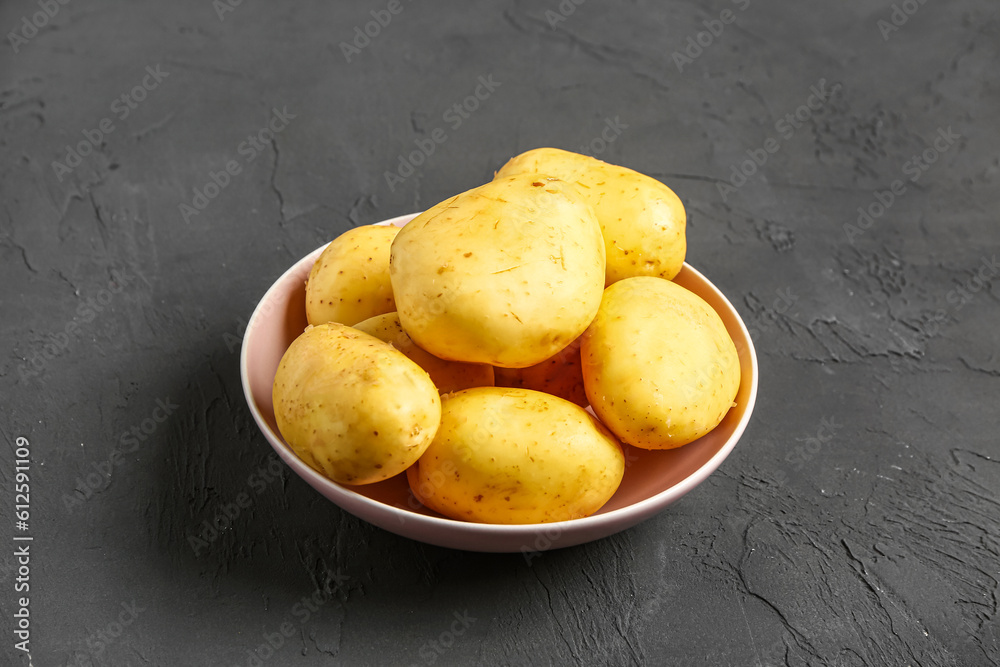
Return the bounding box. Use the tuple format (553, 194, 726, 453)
(582, 276, 740, 449)
(354, 312, 495, 394)
(493, 336, 587, 407)
(390, 174, 606, 368)
(496, 147, 686, 285)
(272, 323, 440, 485)
(305, 225, 400, 326)
(407, 387, 624, 524)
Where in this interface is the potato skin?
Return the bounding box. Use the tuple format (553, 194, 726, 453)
(354, 312, 495, 394)
(305, 225, 400, 326)
(389, 174, 606, 368)
(407, 387, 624, 524)
(582, 277, 740, 449)
(496, 147, 686, 285)
(493, 336, 587, 407)
(272, 323, 440, 485)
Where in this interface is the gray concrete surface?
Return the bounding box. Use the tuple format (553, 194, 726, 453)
(1, 0, 998, 665)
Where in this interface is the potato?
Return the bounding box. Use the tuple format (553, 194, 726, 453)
(272, 322, 440, 485)
(305, 225, 400, 326)
(496, 147, 686, 285)
(390, 173, 606, 368)
(407, 387, 624, 524)
(493, 336, 587, 407)
(354, 312, 495, 394)
(582, 276, 739, 449)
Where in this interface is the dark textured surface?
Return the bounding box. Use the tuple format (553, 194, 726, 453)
(2, 0, 998, 665)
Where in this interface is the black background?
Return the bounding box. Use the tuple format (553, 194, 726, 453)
(2, 0, 998, 665)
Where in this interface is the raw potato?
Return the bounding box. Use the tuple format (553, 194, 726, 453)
(407, 387, 624, 524)
(354, 312, 495, 394)
(496, 147, 686, 285)
(390, 174, 606, 368)
(493, 336, 587, 407)
(305, 225, 400, 326)
(582, 277, 740, 449)
(272, 323, 440, 485)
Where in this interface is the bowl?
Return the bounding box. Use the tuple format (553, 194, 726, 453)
(240, 213, 758, 553)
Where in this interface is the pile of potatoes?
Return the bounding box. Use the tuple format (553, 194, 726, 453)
(272, 147, 741, 525)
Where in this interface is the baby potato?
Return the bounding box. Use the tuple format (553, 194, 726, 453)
(582, 276, 740, 449)
(496, 147, 686, 285)
(354, 312, 495, 394)
(493, 336, 587, 407)
(272, 322, 440, 485)
(407, 387, 624, 524)
(305, 225, 400, 326)
(390, 173, 606, 368)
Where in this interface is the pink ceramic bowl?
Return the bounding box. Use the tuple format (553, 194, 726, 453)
(240, 213, 758, 553)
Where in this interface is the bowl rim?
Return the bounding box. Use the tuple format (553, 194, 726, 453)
(240, 212, 758, 538)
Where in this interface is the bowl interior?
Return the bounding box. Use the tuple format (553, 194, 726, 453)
(241, 213, 757, 545)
